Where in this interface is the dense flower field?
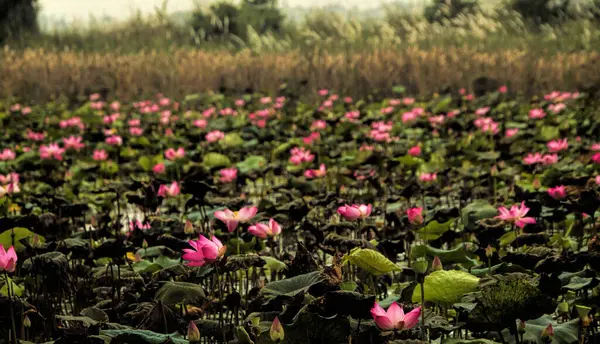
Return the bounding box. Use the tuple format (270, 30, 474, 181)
(1, 86, 600, 344)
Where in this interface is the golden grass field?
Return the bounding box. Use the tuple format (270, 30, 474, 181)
(2, 47, 600, 102)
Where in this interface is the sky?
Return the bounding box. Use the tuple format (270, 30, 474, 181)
(39, 0, 416, 20)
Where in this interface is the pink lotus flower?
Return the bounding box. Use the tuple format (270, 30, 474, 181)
(214, 206, 258, 232)
(219, 168, 238, 183)
(110, 101, 120, 111)
(206, 130, 225, 143)
(344, 96, 353, 103)
(381, 107, 394, 115)
(389, 99, 401, 106)
(182, 235, 226, 267)
(152, 163, 166, 174)
(419, 173, 437, 182)
(103, 113, 119, 125)
(322, 100, 333, 108)
(289, 147, 315, 165)
(0, 245, 18, 273)
(475, 107, 490, 116)
(128, 119, 141, 127)
(9, 103, 20, 112)
(311, 120, 327, 130)
(59, 117, 84, 130)
(428, 115, 445, 127)
(105, 136, 123, 146)
(529, 108, 546, 119)
(93, 149, 108, 161)
(235, 99, 245, 107)
(129, 127, 144, 136)
(304, 164, 327, 179)
(505, 128, 519, 138)
(0, 173, 20, 195)
(0, 149, 16, 161)
(345, 111, 360, 122)
(591, 143, 600, 151)
(158, 181, 180, 198)
(371, 302, 421, 331)
(541, 154, 558, 165)
(548, 103, 566, 114)
(248, 219, 282, 239)
(592, 153, 600, 164)
(496, 201, 536, 228)
(26, 130, 46, 142)
(448, 109, 461, 118)
(318, 89, 329, 96)
(408, 145, 421, 157)
(547, 139, 568, 153)
(402, 111, 418, 124)
(369, 130, 391, 142)
(337, 204, 372, 221)
(523, 153, 543, 165)
(303, 132, 321, 145)
(220, 108, 237, 116)
(260, 97, 272, 104)
(193, 119, 207, 129)
(407, 207, 424, 225)
(89, 93, 101, 101)
(498, 85, 508, 93)
(459, 88, 466, 95)
(596, 176, 600, 185)
(165, 147, 185, 161)
(40, 143, 65, 160)
(548, 185, 566, 200)
(159, 97, 171, 107)
(21, 106, 31, 115)
(63, 136, 85, 151)
(360, 144, 374, 152)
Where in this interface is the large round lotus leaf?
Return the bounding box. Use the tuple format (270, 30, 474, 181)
(412, 270, 480, 305)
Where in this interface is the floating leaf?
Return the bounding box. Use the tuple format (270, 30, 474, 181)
(0, 227, 45, 251)
(262, 256, 287, 273)
(415, 218, 456, 240)
(236, 155, 267, 174)
(261, 271, 325, 299)
(462, 200, 498, 230)
(202, 152, 231, 168)
(155, 281, 206, 306)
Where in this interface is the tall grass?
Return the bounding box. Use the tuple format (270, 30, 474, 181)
(1, 47, 598, 103)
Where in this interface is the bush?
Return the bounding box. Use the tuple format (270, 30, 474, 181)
(424, 0, 479, 23)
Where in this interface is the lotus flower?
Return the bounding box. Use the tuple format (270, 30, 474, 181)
(128, 220, 151, 234)
(0, 149, 16, 161)
(496, 201, 536, 228)
(337, 204, 372, 221)
(541, 153, 558, 165)
(181, 235, 227, 266)
(408, 145, 421, 157)
(129, 127, 144, 136)
(419, 172, 437, 182)
(592, 153, 600, 164)
(289, 147, 314, 165)
(303, 132, 321, 145)
(63, 136, 85, 151)
(407, 207, 424, 225)
(105, 135, 123, 146)
(93, 149, 108, 161)
(318, 89, 329, 96)
(304, 164, 327, 179)
(206, 130, 225, 143)
(370, 302, 421, 331)
(214, 206, 258, 232)
(548, 185, 566, 200)
(0, 245, 17, 273)
(311, 120, 327, 130)
(26, 130, 46, 142)
(529, 108, 546, 119)
(152, 163, 166, 174)
(248, 219, 282, 239)
(523, 153, 542, 165)
(475, 107, 490, 116)
(498, 85, 508, 93)
(165, 147, 185, 161)
(193, 119, 207, 128)
(547, 139, 568, 153)
(505, 128, 519, 138)
(219, 168, 238, 183)
(158, 181, 180, 198)
(40, 143, 65, 160)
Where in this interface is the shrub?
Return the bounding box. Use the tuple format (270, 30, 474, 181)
(424, 0, 479, 23)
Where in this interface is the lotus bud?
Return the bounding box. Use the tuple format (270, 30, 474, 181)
(23, 315, 31, 328)
(142, 239, 148, 249)
(485, 245, 494, 258)
(270, 317, 284, 342)
(517, 319, 526, 334)
(541, 324, 554, 342)
(490, 165, 498, 176)
(413, 258, 429, 275)
(431, 256, 443, 271)
(533, 178, 541, 190)
(187, 321, 200, 342)
(557, 301, 569, 314)
(32, 234, 42, 249)
(134, 253, 143, 262)
(184, 220, 195, 234)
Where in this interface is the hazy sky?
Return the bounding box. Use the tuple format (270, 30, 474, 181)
(39, 0, 409, 20)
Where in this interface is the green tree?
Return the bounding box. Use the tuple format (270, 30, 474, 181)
(424, 0, 479, 22)
(509, 0, 600, 24)
(0, 0, 39, 42)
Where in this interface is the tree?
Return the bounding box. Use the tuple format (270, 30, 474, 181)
(424, 0, 479, 23)
(0, 0, 39, 42)
(509, 0, 600, 24)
